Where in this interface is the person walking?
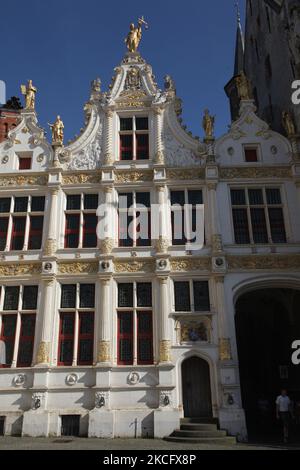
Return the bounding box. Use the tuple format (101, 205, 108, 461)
(276, 389, 293, 443)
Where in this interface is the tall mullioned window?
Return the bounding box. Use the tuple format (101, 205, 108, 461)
(0, 285, 38, 367)
(0, 196, 45, 251)
(58, 284, 95, 366)
(231, 188, 287, 244)
(118, 191, 151, 247)
(173, 280, 210, 313)
(119, 116, 149, 160)
(117, 282, 153, 365)
(64, 194, 98, 248)
(171, 190, 203, 245)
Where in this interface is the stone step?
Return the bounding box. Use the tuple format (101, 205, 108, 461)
(180, 417, 219, 424)
(180, 423, 218, 431)
(164, 436, 236, 445)
(173, 429, 228, 438)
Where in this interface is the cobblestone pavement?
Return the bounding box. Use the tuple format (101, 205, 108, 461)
(0, 436, 296, 450)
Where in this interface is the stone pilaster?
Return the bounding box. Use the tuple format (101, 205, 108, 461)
(44, 188, 59, 257)
(97, 278, 111, 364)
(103, 109, 114, 165)
(153, 107, 165, 164)
(158, 277, 171, 363)
(35, 278, 55, 366)
(207, 182, 223, 253)
(154, 185, 169, 253)
(215, 277, 232, 361)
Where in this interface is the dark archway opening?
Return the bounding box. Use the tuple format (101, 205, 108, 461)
(182, 356, 212, 418)
(235, 288, 300, 442)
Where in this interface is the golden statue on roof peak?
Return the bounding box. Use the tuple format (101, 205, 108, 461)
(125, 16, 149, 53)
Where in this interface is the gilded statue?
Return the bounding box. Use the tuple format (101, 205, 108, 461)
(91, 77, 101, 93)
(49, 115, 64, 145)
(125, 17, 148, 53)
(20, 80, 37, 110)
(202, 109, 215, 139)
(282, 111, 296, 136)
(235, 71, 253, 100)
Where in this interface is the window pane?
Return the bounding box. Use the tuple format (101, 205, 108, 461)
(266, 188, 282, 205)
(65, 214, 80, 248)
(118, 312, 133, 364)
(59, 340, 73, 364)
(136, 192, 150, 207)
(136, 117, 148, 130)
(171, 191, 185, 206)
(11, 217, 26, 250)
(232, 208, 250, 244)
(18, 157, 31, 169)
(0, 198, 11, 213)
(120, 118, 133, 131)
(188, 190, 203, 205)
(251, 208, 268, 243)
(193, 281, 210, 311)
(118, 283, 133, 307)
(84, 194, 98, 209)
(20, 314, 36, 336)
(83, 214, 97, 248)
(22, 286, 38, 310)
(31, 196, 45, 212)
(28, 216, 44, 249)
(78, 339, 93, 364)
(231, 189, 246, 205)
(137, 312, 153, 364)
(17, 315, 35, 367)
(66, 195, 81, 210)
(60, 313, 75, 335)
(79, 312, 94, 334)
(174, 282, 190, 311)
(244, 148, 258, 162)
(3, 287, 19, 310)
(0, 218, 8, 251)
(118, 192, 133, 209)
(268, 208, 286, 243)
(248, 189, 264, 205)
(1, 315, 17, 365)
(61, 285, 76, 308)
(79, 284, 95, 308)
(137, 283, 152, 307)
(14, 197, 28, 213)
(120, 134, 133, 160)
(136, 134, 149, 160)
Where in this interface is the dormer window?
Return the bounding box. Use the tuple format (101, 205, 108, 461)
(119, 116, 149, 160)
(17, 153, 32, 170)
(244, 145, 259, 163)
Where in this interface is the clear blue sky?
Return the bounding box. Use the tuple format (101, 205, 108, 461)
(1, 0, 245, 141)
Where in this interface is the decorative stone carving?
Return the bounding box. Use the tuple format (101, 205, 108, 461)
(115, 170, 153, 183)
(97, 340, 111, 363)
(44, 239, 57, 257)
(219, 338, 232, 361)
(114, 260, 155, 273)
(0, 264, 42, 276)
(58, 262, 98, 274)
(220, 167, 291, 179)
(36, 341, 50, 364)
(66, 373, 79, 386)
(128, 371, 140, 385)
(154, 236, 169, 254)
(166, 169, 205, 180)
(13, 374, 26, 387)
(0, 176, 47, 187)
(117, 89, 149, 108)
(212, 234, 223, 253)
(181, 320, 209, 343)
(124, 67, 141, 90)
(170, 258, 210, 272)
(227, 255, 300, 270)
(159, 340, 171, 362)
(162, 127, 199, 167)
(62, 173, 101, 185)
(230, 126, 247, 140)
(154, 150, 165, 165)
(160, 390, 172, 407)
(95, 391, 109, 408)
(100, 238, 115, 255)
(1, 155, 9, 164)
(67, 122, 103, 170)
(31, 393, 45, 410)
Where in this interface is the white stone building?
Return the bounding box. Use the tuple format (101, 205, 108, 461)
(0, 43, 299, 441)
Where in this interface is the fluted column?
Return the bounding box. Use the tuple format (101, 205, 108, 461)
(154, 185, 169, 253)
(158, 277, 171, 363)
(35, 278, 55, 366)
(44, 188, 59, 257)
(215, 277, 232, 361)
(207, 183, 223, 253)
(97, 278, 111, 364)
(99, 186, 115, 254)
(103, 109, 114, 165)
(153, 107, 164, 164)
